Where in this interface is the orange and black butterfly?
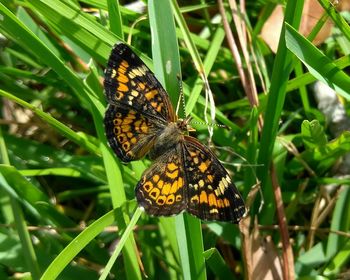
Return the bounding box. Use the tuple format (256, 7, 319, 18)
(104, 43, 246, 222)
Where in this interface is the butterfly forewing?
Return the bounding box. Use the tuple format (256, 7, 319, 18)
(104, 43, 175, 122)
(104, 43, 176, 162)
(183, 136, 246, 222)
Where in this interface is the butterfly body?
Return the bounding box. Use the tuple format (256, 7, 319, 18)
(104, 43, 246, 222)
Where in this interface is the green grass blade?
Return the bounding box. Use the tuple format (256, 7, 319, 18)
(286, 55, 350, 93)
(0, 127, 41, 280)
(28, 1, 111, 64)
(326, 185, 350, 260)
(107, 0, 124, 37)
(176, 214, 206, 280)
(323, 238, 350, 277)
(0, 3, 92, 103)
(99, 208, 143, 280)
(33, 0, 117, 46)
(0, 89, 99, 154)
(318, 0, 350, 42)
(149, 0, 181, 105)
(186, 26, 226, 114)
(10, 198, 41, 280)
(204, 248, 236, 279)
(41, 208, 120, 280)
(285, 23, 350, 100)
(256, 0, 304, 222)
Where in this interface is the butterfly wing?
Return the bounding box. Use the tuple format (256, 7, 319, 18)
(104, 43, 175, 122)
(104, 105, 164, 162)
(135, 143, 186, 216)
(135, 135, 246, 222)
(182, 136, 246, 222)
(104, 43, 176, 162)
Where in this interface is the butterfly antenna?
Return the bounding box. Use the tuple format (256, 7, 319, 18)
(176, 76, 227, 131)
(190, 119, 230, 130)
(176, 75, 187, 117)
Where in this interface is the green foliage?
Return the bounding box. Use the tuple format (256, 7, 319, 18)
(0, 0, 349, 279)
(301, 120, 328, 149)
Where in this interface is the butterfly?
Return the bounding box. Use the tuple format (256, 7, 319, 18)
(103, 43, 246, 222)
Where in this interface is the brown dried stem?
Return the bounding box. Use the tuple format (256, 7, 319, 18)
(271, 165, 295, 280)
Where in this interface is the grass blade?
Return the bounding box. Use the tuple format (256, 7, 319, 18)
(285, 23, 350, 100)
(41, 208, 120, 280)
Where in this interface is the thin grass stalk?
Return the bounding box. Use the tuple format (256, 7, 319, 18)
(228, 0, 259, 108)
(0, 126, 41, 280)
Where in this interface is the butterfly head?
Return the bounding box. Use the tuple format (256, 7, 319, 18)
(176, 116, 196, 133)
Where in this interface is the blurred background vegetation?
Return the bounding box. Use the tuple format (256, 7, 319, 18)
(0, 0, 350, 279)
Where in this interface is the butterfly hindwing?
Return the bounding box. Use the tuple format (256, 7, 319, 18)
(135, 143, 187, 216)
(104, 43, 175, 122)
(183, 136, 246, 222)
(104, 104, 163, 162)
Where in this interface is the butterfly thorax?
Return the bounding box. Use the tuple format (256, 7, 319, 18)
(149, 118, 191, 160)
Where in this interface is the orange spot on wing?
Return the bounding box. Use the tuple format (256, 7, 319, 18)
(117, 83, 129, 92)
(166, 170, 179, 179)
(117, 66, 127, 74)
(198, 162, 208, 173)
(170, 180, 178, 194)
(162, 183, 171, 195)
(217, 199, 223, 208)
(138, 82, 146, 90)
(177, 177, 183, 189)
(121, 125, 130, 132)
(157, 180, 164, 189)
(156, 104, 163, 112)
(134, 120, 142, 128)
(117, 73, 129, 83)
(167, 163, 178, 171)
(145, 89, 158, 100)
(123, 118, 134, 125)
(122, 142, 130, 151)
(199, 191, 208, 203)
(140, 124, 149, 133)
(189, 151, 197, 157)
(151, 101, 157, 108)
(152, 175, 160, 182)
(223, 198, 230, 207)
(208, 193, 217, 207)
(191, 195, 199, 204)
(121, 60, 129, 68)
